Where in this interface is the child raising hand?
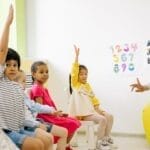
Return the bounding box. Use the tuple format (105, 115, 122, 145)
(69, 45, 117, 150)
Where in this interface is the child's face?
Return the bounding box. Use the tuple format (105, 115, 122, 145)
(4, 60, 19, 81)
(78, 68, 88, 84)
(32, 64, 49, 84)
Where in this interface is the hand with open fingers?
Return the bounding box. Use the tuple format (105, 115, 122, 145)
(130, 78, 145, 92)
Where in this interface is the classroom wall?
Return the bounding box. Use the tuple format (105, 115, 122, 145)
(25, 0, 150, 134)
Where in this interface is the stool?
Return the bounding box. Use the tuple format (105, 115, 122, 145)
(71, 120, 95, 149)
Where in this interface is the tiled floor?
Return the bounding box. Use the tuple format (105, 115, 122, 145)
(70, 133, 150, 150)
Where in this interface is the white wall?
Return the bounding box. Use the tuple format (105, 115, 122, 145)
(25, 0, 150, 134)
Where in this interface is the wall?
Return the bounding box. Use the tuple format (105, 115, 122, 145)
(25, 0, 150, 134)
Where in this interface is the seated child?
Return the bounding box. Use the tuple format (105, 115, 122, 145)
(68, 45, 116, 150)
(0, 5, 52, 150)
(15, 69, 68, 150)
(29, 61, 81, 150)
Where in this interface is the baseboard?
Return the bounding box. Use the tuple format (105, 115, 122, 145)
(77, 130, 145, 138)
(111, 132, 145, 138)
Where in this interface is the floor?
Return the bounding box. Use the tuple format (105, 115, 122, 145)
(69, 133, 150, 150)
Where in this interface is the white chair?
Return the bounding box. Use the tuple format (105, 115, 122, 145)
(66, 87, 96, 149)
(71, 120, 96, 150)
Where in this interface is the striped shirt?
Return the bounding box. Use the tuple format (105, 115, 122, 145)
(0, 65, 25, 131)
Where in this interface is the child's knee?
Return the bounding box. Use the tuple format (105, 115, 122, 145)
(62, 128, 68, 138)
(107, 113, 113, 122)
(40, 135, 52, 148)
(34, 139, 44, 150)
(45, 133, 54, 145)
(22, 137, 44, 150)
(109, 114, 113, 122)
(36, 132, 53, 149)
(99, 117, 107, 126)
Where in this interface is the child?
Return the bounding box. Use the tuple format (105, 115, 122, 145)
(0, 5, 52, 150)
(69, 45, 116, 150)
(15, 69, 68, 150)
(30, 61, 81, 150)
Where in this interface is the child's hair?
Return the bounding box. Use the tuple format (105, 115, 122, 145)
(69, 64, 88, 94)
(31, 61, 47, 81)
(6, 48, 21, 69)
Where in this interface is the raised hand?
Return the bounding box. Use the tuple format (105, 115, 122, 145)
(130, 78, 145, 92)
(74, 44, 80, 56)
(0, 4, 14, 64)
(6, 4, 14, 26)
(73, 44, 80, 63)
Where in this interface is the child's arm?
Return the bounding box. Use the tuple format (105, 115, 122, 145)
(130, 78, 150, 92)
(24, 95, 56, 114)
(0, 4, 13, 65)
(34, 96, 63, 116)
(70, 45, 80, 87)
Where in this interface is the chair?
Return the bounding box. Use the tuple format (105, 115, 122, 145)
(67, 86, 96, 149)
(71, 120, 95, 149)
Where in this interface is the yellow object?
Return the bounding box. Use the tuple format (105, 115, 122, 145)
(143, 103, 150, 143)
(71, 63, 100, 106)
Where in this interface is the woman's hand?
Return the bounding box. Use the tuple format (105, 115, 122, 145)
(130, 78, 145, 92)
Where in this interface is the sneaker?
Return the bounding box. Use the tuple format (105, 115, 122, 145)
(96, 139, 111, 150)
(107, 136, 114, 144)
(106, 136, 118, 149)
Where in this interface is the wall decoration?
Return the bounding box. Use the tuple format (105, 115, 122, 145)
(111, 43, 138, 74)
(146, 40, 150, 64)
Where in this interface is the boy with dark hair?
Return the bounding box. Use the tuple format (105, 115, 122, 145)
(0, 5, 52, 150)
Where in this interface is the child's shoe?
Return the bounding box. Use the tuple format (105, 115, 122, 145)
(96, 139, 111, 150)
(106, 136, 118, 149)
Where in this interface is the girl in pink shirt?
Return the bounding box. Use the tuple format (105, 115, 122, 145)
(30, 61, 81, 150)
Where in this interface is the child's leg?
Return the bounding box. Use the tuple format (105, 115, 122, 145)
(35, 128, 53, 150)
(22, 137, 44, 150)
(3, 129, 44, 150)
(83, 114, 107, 140)
(51, 125, 68, 150)
(102, 112, 113, 136)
